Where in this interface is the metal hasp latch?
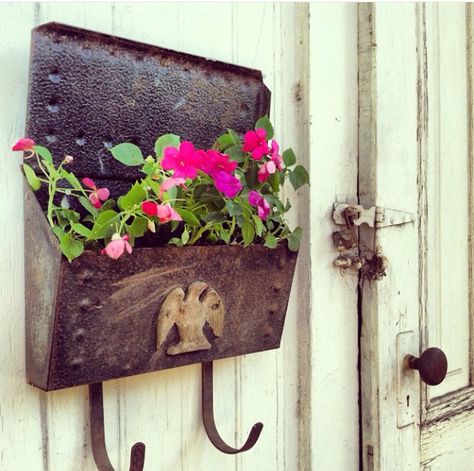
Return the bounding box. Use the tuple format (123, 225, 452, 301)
(332, 203, 415, 278)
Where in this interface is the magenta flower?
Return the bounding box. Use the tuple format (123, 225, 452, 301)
(82, 177, 110, 209)
(161, 141, 204, 179)
(257, 160, 277, 183)
(242, 128, 269, 160)
(159, 177, 187, 199)
(270, 140, 283, 171)
(213, 170, 242, 198)
(101, 234, 132, 260)
(141, 201, 182, 223)
(248, 190, 271, 220)
(200, 150, 237, 177)
(12, 138, 35, 152)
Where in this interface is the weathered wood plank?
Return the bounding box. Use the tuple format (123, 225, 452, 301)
(307, 4, 360, 471)
(359, 3, 421, 470)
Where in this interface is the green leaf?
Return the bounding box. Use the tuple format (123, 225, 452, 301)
(226, 145, 245, 163)
(216, 133, 234, 150)
(34, 145, 53, 163)
(118, 182, 146, 210)
(228, 129, 241, 145)
(101, 199, 116, 211)
(242, 219, 255, 246)
(269, 172, 280, 193)
(202, 212, 227, 224)
(225, 200, 243, 217)
(60, 169, 83, 190)
(181, 227, 190, 245)
(52, 226, 65, 240)
(154, 134, 180, 158)
(289, 165, 310, 191)
(23, 163, 41, 191)
(220, 227, 230, 244)
(110, 143, 145, 166)
(169, 237, 183, 246)
(176, 208, 200, 226)
(129, 217, 147, 237)
(253, 214, 264, 237)
(141, 162, 155, 176)
(60, 234, 84, 262)
(91, 210, 119, 239)
(264, 233, 278, 249)
(71, 223, 94, 239)
(79, 196, 98, 216)
(61, 209, 80, 223)
(287, 226, 302, 252)
(255, 115, 274, 140)
(282, 148, 296, 167)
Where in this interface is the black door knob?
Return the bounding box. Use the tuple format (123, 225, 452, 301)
(406, 347, 448, 386)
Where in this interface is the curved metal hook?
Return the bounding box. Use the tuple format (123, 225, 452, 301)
(89, 383, 146, 471)
(201, 361, 264, 454)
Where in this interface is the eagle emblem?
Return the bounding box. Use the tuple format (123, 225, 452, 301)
(157, 281, 225, 355)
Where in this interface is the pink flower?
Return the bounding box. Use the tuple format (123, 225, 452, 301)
(213, 170, 242, 198)
(200, 150, 237, 177)
(248, 190, 271, 220)
(12, 138, 35, 152)
(270, 140, 283, 171)
(159, 177, 187, 199)
(161, 141, 204, 179)
(141, 201, 182, 223)
(242, 128, 269, 160)
(101, 234, 132, 260)
(82, 177, 110, 209)
(257, 160, 277, 183)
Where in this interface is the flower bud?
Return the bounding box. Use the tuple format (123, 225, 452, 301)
(64, 155, 74, 164)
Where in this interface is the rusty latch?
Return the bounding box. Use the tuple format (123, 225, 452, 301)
(333, 203, 415, 228)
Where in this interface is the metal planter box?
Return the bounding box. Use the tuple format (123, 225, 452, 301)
(25, 186, 298, 391)
(24, 22, 297, 394)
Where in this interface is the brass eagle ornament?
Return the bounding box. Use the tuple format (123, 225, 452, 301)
(157, 281, 225, 355)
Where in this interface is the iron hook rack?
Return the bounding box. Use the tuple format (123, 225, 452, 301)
(201, 361, 264, 454)
(89, 383, 146, 471)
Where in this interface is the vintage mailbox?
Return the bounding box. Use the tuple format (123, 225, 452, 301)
(24, 22, 298, 470)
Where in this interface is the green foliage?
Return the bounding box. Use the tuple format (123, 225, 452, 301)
(109, 143, 145, 166)
(23, 115, 309, 262)
(255, 115, 274, 140)
(282, 148, 296, 167)
(34, 145, 52, 163)
(23, 163, 41, 191)
(59, 234, 84, 262)
(289, 165, 310, 191)
(118, 182, 146, 210)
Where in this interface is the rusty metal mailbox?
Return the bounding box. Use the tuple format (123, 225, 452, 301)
(24, 22, 298, 469)
(25, 184, 297, 391)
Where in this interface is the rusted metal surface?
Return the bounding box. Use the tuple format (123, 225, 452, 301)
(26, 22, 271, 198)
(25, 181, 297, 390)
(202, 361, 263, 454)
(89, 383, 146, 471)
(24, 182, 62, 389)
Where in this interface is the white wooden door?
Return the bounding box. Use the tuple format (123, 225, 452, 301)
(0, 3, 360, 470)
(360, 3, 474, 469)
